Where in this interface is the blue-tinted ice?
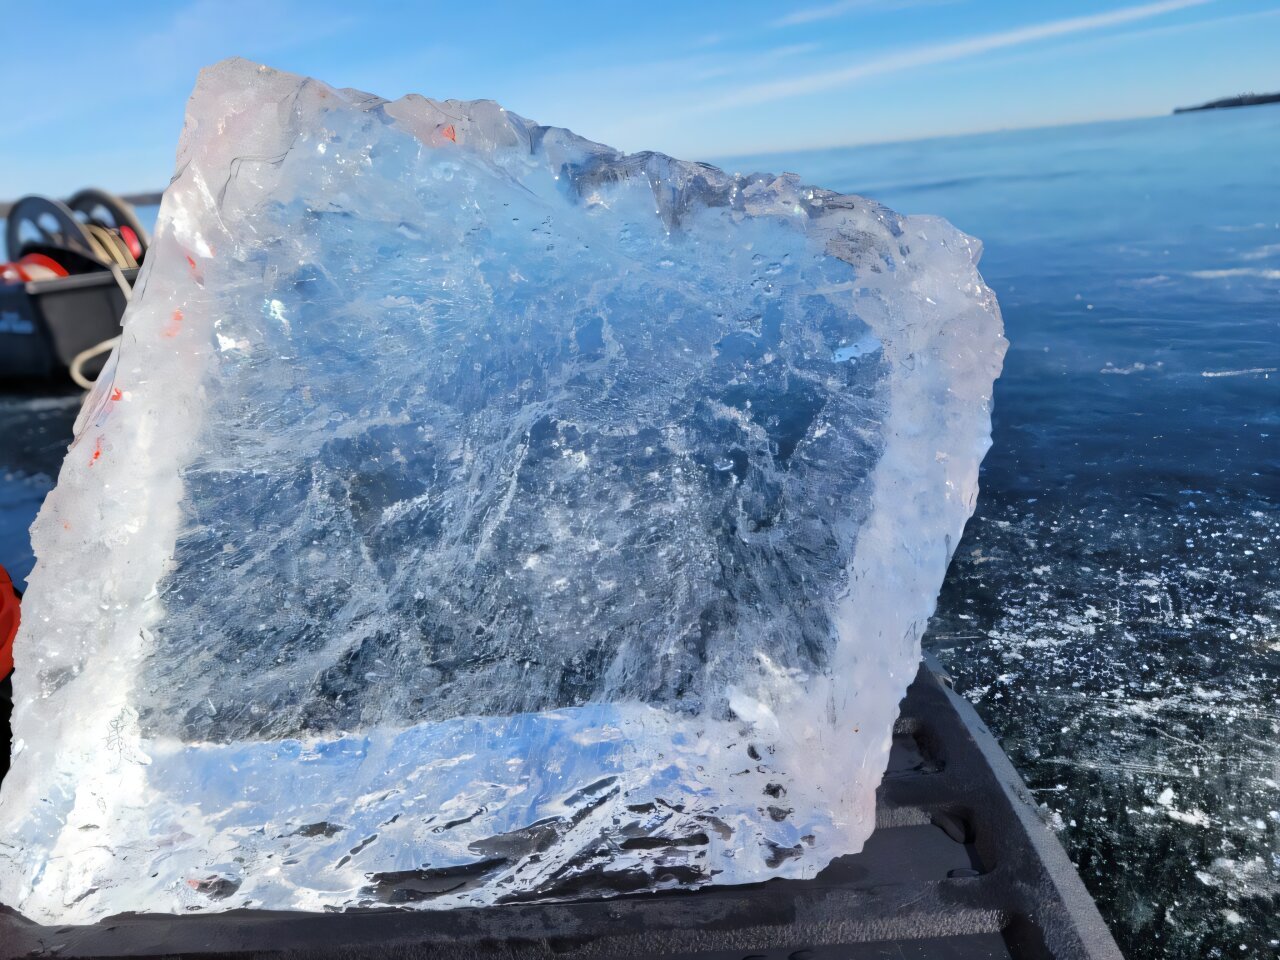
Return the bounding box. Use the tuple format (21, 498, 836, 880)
(0, 59, 1004, 920)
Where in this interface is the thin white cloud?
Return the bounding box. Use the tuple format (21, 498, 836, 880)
(691, 44, 820, 82)
(773, 0, 948, 28)
(732, 0, 1213, 108)
(970, 4, 1280, 70)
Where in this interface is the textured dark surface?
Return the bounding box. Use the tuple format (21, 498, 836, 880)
(0, 656, 1122, 959)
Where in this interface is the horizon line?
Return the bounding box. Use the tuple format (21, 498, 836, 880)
(705, 102, 1239, 165)
(4, 100, 1274, 204)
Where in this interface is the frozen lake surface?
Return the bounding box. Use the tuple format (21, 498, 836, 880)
(725, 104, 1280, 959)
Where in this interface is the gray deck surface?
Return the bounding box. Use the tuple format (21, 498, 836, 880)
(0, 657, 1124, 960)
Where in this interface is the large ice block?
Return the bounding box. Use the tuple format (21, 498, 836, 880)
(0, 59, 1005, 922)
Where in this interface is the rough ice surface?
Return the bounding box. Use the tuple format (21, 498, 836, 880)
(0, 59, 1005, 922)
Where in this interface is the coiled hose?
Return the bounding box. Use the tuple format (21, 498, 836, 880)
(67, 227, 135, 389)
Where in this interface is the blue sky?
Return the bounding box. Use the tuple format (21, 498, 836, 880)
(2, 0, 1277, 197)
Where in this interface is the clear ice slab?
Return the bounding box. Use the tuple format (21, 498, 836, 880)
(0, 59, 1005, 922)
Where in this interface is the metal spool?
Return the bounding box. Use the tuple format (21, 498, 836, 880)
(67, 188, 150, 254)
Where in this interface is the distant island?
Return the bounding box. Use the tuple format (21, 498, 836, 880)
(1174, 92, 1280, 114)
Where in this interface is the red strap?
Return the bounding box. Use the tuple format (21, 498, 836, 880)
(19, 253, 69, 278)
(1, 262, 30, 284)
(0, 566, 17, 681)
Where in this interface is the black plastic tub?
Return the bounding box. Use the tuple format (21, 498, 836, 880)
(0, 656, 1123, 960)
(0, 267, 133, 380)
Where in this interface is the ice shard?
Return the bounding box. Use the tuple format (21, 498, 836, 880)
(0, 59, 1005, 922)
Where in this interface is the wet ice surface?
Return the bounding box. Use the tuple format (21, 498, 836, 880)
(0, 60, 1002, 922)
(726, 105, 1279, 958)
(0, 393, 79, 587)
(930, 500, 1279, 956)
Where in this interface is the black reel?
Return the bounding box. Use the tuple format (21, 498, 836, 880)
(4, 196, 99, 262)
(5, 190, 149, 270)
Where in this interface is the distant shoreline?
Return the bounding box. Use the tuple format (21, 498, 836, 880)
(0, 191, 162, 220)
(1174, 92, 1280, 114)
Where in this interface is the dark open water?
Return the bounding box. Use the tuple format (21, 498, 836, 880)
(725, 105, 1280, 959)
(1, 106, 1276, 957)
